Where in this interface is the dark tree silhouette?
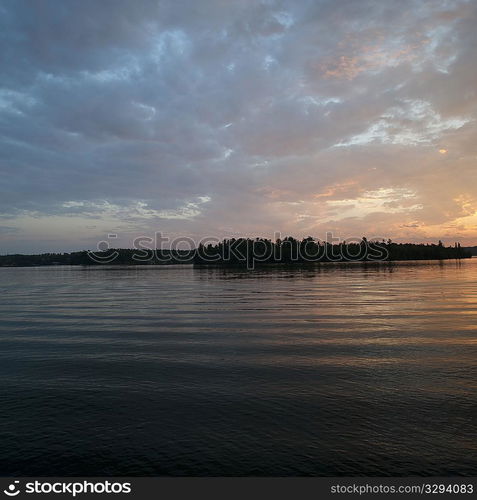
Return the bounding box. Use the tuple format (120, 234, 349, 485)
(0, 238, 471, 267)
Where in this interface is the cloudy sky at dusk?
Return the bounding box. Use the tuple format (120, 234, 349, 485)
(1, 0, 476, 253)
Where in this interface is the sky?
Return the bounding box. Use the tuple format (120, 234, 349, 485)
(1, 0, 477, 253)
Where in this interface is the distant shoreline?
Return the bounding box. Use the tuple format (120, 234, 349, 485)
(1, 237, 474, 268)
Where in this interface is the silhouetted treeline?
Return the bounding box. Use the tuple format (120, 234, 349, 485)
(0, 249, 193, 267)
(0, 251, 91, 267)
(0, 239, 471, 267)
(194, 237, 471, 268)
(464, 246, 477, 256)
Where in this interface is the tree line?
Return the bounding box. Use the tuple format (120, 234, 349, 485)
(193, 237, 471, 268)
(0, 238, 471, 267)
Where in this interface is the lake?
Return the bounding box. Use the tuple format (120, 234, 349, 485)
(0, 260, 476, 476)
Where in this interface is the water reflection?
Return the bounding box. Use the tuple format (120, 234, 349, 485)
(0, 259, 476, 476)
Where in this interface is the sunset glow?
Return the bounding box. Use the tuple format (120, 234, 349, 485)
(2, 0, 477, 481)
(1, 1, 477, 253)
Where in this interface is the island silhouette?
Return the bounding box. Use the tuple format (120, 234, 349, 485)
(0, 237, 471, 267)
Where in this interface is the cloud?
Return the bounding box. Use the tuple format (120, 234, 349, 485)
(1, 0, 477, 252)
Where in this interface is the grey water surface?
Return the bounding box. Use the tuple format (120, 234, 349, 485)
(0, 260, 476, 476)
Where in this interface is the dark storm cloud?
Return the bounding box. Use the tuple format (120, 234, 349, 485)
(1, 0, 477, 252)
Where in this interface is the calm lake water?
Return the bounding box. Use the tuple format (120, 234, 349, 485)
(1, 260, 476, 476)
